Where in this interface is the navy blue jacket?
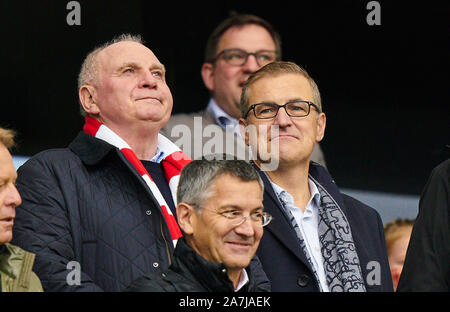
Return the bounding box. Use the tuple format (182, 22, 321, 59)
(12, 132, 176, 291)
(12, 132, 269, 292)
(255, 162, 393, 292)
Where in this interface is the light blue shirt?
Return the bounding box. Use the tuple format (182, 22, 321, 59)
(271, 179, 330, 292)
(151, 147, 165, 163)
(206, 99, 242, 138)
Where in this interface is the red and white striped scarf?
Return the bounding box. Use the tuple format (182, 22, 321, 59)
(83, 116, 191, 246)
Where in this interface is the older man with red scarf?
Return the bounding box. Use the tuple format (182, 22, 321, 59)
(11, 34, 268, 292)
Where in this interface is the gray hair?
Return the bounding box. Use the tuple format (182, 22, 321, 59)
(77, 33, 144, 116)
(177, 156, 264, 210)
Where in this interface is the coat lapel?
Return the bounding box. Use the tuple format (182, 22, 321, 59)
(257, 166, 315, 272)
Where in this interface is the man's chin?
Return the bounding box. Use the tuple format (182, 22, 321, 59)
(224, 258, 252, 271)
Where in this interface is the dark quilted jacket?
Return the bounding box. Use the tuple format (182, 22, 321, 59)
(125, 237, 270, 292)
(12, 132, 175, 291)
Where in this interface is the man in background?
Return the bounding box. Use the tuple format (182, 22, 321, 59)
(162, 12, 326, 166)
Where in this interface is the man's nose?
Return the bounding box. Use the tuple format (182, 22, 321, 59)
(5, 184, 22, 208)
(234, 216, 255, 237)
(139, 71, 158, 88)
(242, 54, 261, 73)
(273, 106, 292, 127)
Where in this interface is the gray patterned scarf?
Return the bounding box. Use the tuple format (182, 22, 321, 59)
(276, 176, 366, 292)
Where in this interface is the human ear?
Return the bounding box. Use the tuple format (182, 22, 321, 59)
(238, 118, 250, 146)
(176, 203, 195, 235)
(79, 85, 100, 116)
(315, 113, 326, 142)
(201, 62, 215, 92)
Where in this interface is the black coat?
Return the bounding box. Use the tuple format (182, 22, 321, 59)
(12, 132, 177, 291)
(12, 132, 269, 292)
(397, 159, 450, 291)
(125, 237, 270, 292)
(255, 162, 393, 292)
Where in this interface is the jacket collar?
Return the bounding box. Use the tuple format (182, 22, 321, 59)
(252, 161, 348, 270)
(0, 243, 24, 279)
(68, 132, 117, 166)
(172, 237, 235, 291)
(67, 132, 177, 257)
(254, 163, 313, 269)
(308, 161, 347, 214)
(171, 237, 260, 292)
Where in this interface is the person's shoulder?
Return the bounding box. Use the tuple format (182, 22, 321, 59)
(4, 243, 26, 257)
(16, 147, 82, 184)
(164, 110, 213, 129)
(341, 194, 377, 215)
(430, 159, 450, 181)
(19, 148, 77, 170)
(340, 193, 383, 231)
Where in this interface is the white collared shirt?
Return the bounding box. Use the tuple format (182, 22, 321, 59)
(235, 269, 249, 292)
(271, 179, 329, 292)
(206, 99, 242, 138)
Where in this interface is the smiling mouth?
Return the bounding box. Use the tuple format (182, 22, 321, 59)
(226, 241, 253, 251)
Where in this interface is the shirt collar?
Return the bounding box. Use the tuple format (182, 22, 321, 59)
(307, 178, 321, 207)
(235, 269, 249, 292)
(150, 146, 165, 163)
(271, 178, 321, 208)
(206, 98, 239, 129)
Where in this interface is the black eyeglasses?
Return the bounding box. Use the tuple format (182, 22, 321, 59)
(244, 100, 320, 119)
(213, 48, 278, 67)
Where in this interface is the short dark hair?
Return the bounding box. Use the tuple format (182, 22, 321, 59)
(204, 12, 282, 63)
(177, 156, 264, 210)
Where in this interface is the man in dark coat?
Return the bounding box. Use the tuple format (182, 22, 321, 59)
(238, 61, 393, 291)
(397, 159, 450, 291)
(126, 159, 271, 292)
(13, 34, 268, 292)
(11, 34, 192, 291)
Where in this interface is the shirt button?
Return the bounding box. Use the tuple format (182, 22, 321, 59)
(153, 262, 159, 268)
(146, 210, 152, 216)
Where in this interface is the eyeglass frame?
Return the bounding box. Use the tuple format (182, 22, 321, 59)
(191, 205, 273, 228)
(244, 100, 320, 119)
(211, 48, 279, 67)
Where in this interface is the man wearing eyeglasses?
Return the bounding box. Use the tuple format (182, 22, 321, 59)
(126, 158, 271, 292)
(239, 61, 393, 292)
(161, 12, 326, 166)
